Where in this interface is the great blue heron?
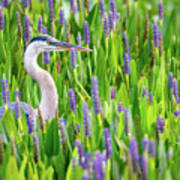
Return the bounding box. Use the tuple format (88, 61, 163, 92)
(0, 35, 91, 122)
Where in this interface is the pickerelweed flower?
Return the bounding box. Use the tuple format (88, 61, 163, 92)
(158, 0, 163, 20)
(142, 137, 149, 152)
(103, 15, 109, 38)
(84, 153, 91, 173)
(122, 32, 130, 54)
(174, 110, 180, 118)
(149, 92, 153, 104)
(168, 73, 173, 89)
(124, 108, 129, 135)
(15, 91, 21, 119)
(124, 53, 130, 74)
(157, 117, 165, 133)
(172, 78, 179, 103)
(83, 102, 90, 138)
(70, 0, 76, 13)
(38, 16, 43, 33)
(91, 77, 102, 115)
(26, 114, 33, 134)
(3, 0, 8, 8)
(59, 9, 65, 26)
(142, 88, 147, 97)
(152, 23, 159, 47)
(141, 154, 148, 180)
(149, 140, 156, 157)
(42, 26, 47, 34)
(70, 48, 77, 68)
(1, 74, 10, 105)
(109, 11, 114, 31)
(0, 7, 5, 30)
(110, 86, 116, 100)
(104, 128, 112, 159)
(159, 30, 163, 56)
(129, 138, 139, 173)
(84, 21, 90, 44)
(43, 52, 50, 65)
(77, 32, 82, 46)
(69, 88, 77, 113)
(110, 0, 117, 20)
(94, 151, 105, 180)
(76, 124, 81, 134)
(75, 140, 84, 167)
(16, 12, 22, 38)
(24, 15, 31, 44)
(59, 118, 66, 149)
(33, 135, 39, 163)
(48, 0, 54, 21)
(99, 0, 105, 17)
(118, 102, 123, 113)
(22, 0, 28, 8)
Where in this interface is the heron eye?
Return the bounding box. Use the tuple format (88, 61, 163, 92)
(47, 41, 51, 44)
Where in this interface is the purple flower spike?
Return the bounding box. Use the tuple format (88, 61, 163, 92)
(70, 0, 76, 13)
(174, 110, 180, 118)
(124, 53, 130, 74)
(48, 0, 54, 21)
(94, 151, 105, 180)
(141, 154, 148, 180)
(69, 88, 77, 113)
(76, 124, 81, 133)
(3, 0, 8, 8)
(103, 15, 109, 38)
(84, 21, 90, 44)
(43, 52, 50, 65)
(104, 128, 112, 159)
(129, 138, 139, 173)
(142, 88, 147, 97)
(22, 0, 28, 8)
(172, 79, 179, 103)
(42, 25, 47, 34)
(91, 77, 102, 115)
(26, 114, 33, 134)
(99, 0, 105, 17)
(75, 140, 84, 167)
(110, 86, 116, 100)
(38, 16, 43, 33)
(59, 118, 66, 149)
(109, 11, 114, 31)
(149, 92, 153, 104)
(70, 48, 77, 68)
(168, 73, 173, 88)
(142, 137, 149, 152)
(24, 15, 31, 44)
(122, 33, 130, 54)
(110, 0, 117, 20)
(158, 0, 163, 20)
(118, 102, 123, 113)
(157, 117, 165, 133)
(83, 102, 90, 138)
(59, 9, 65, 26)
(0, 7, 5, 30)
(14, 91, 21, 119)
(77, 32, 82, 46)
(149, 140, 156, 157)
(1, 74, 10, 104)
(84, 153, 91, 176)
(153, 23, 159, 47)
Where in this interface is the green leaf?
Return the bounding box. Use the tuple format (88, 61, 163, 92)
(45, 119, 59, 157)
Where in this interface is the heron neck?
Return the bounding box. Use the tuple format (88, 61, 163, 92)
(24, 47, 58, 121)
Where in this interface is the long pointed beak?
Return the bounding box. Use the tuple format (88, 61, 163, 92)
(51, 41, 92, 52)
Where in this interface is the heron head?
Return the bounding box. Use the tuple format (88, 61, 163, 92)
(28, 35, 92, 53)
